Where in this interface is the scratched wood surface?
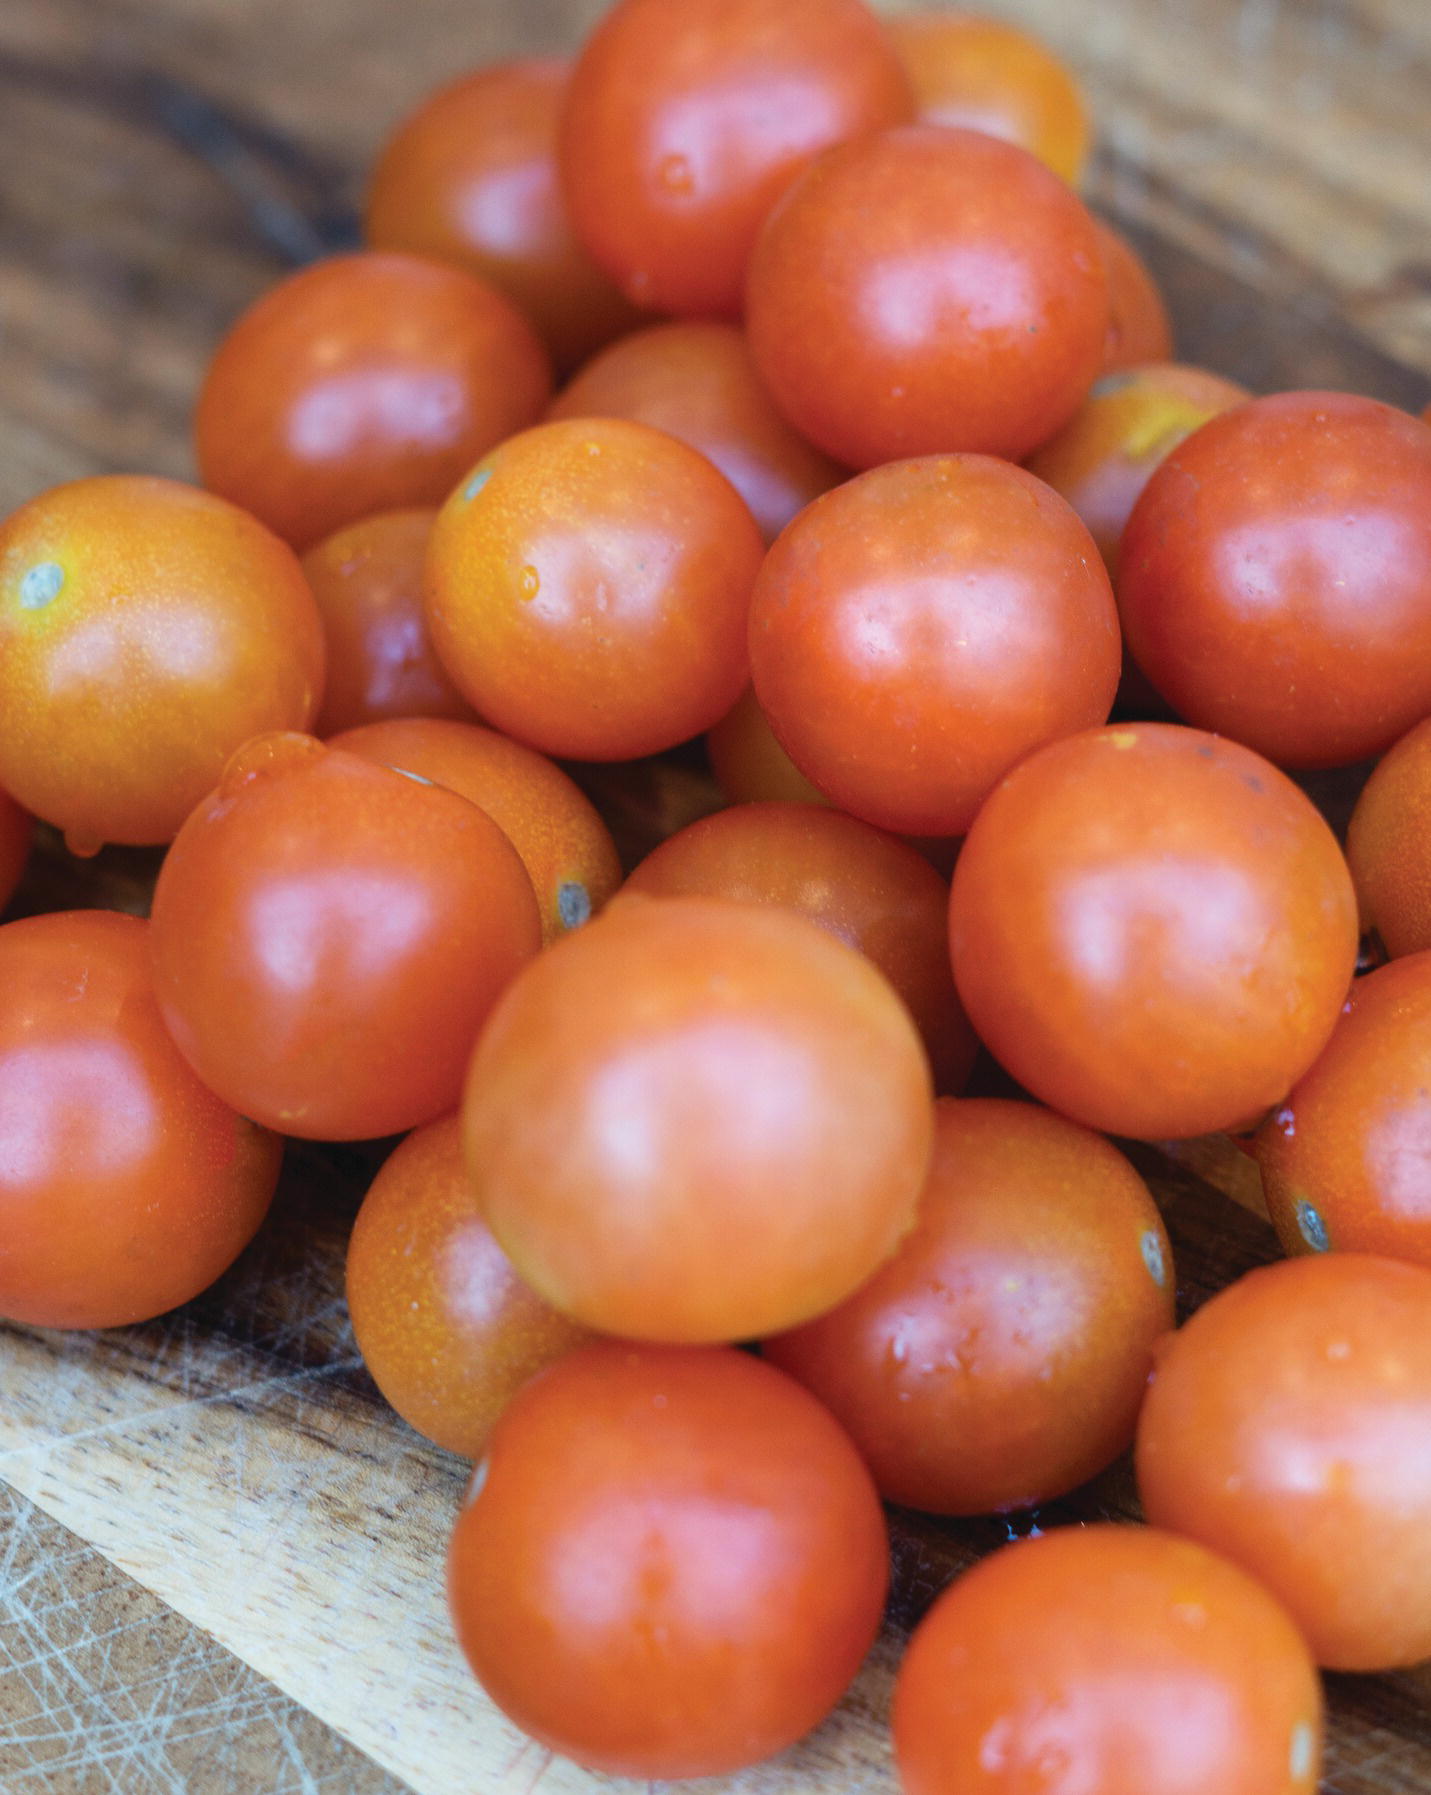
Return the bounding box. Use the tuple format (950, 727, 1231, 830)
(2, 1, 1431, 1791)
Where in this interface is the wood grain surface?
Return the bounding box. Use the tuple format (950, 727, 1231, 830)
(2, 1, 1430, 1791)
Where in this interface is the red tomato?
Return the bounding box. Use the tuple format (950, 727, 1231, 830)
(949, 723, 1358, 1139)
(1025, 363, 1249, 577)
(448, 1342, 889, 1778)
(1255, 953, 1431, 1271)
(1346, 714, 1431, 957)
(893, 1524, 1323, 1795)
(1097, 218, 1175, 372)
(764, 1098, 1173, 1514)
(559, 0, 912, 318)
(748, 454, 1121, 837)
(0, 475, 323, 852)
(886, 11, 1091, 186)
(149, 733, 541, 1141)
(1137, 1253, 1431, 1670)
(302, 509, 474, 738)
(424, 417, 763, 761)
(1120, 392, 1431, 768)
(363, 58, 646, 374)
(195, 252, 551, 551)
(706, 686, 831, 808)
(625, 801, 977, 1091)
(745, 127, 1108, 468)
(330, 716, 622, 944)
(462, 895, 933, 1342)
(0, 910, 281, 1329)
(547, 321, 844, 542)
(0, 787, 33, 912)
(346, 1115, 592, 1458)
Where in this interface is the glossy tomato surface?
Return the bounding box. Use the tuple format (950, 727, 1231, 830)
(347, 1114, 592, 1458)
(559, 0, 912, 318)
(886, 10, 1091, 185)
(303, 508, 474, 737)
(548, 321, 843, 542)
(1096, 218, 1175, 372)
(1256, 953, 1431, 1271)
(1025, 363, 1249, 577)
(331, 716, 621, 943)
(748, 454, 1121, 837)
(448, 1342, 889, 1778)
(949, 723, 1359, 1139)
(0, 475, 324, 851)
(365, 58, 646, 373)
(893, 1524, 1323, 1795)
(1120, 392, 1431, 767)
(1346, 714, 1431, 957)
(424, 417, 762, 761)
(746, 126, 1108, 468)
(150, 733, 541, 1141)
(765, 1098, 1173, 1514)
(0, 910, 282, 1329)
(195, 252, 551, 551)
(625, 801, 976, 1091)
(462, 895, 933, 1343)
(1137, 1253, 1431, 1670)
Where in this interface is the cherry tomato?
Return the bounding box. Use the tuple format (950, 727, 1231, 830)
(748, 454, 1121, 837)
(346, 1115, 592, 1458)
(462, 895, 933, 1342)
(329, 716, 621, 943)
(1346, 714, 1431, 957)
(447, 1341, 888, 1778)
(424, 417, 762, 761)
(363, 59, 646, 375)
(1120, 392, 1431, 768)
(893, 1524, 1323, 1795)
(1097, 218, 1175, 372)
(949, 723, 1359, 1140)
(149, 733, 541, 1141)
(0, 788, 33, 912)
(1025, 363, 1249, 577)
(885, 11, 1091, 185)
(707, 686, 830, 807)
(0, 910, 282, 1329)
(625, 801, 976, 1091)
(746, 126, 1108, 468)
(195, 252, 552, 551)
(302, 509, 474, 738)
(765, 1098, 1173, 1514)
(1137, 1253, 1431, 1670)
(0, 475, 324, 852)
(547, 321, 843, 542)
(1255, 953, 1431, 1271)
(559, 0, 912, 318)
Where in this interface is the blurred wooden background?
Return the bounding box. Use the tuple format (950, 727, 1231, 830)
(1, 2, 1430, 1792)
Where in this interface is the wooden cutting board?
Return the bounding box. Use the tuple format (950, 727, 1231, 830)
(2, 1, 1430, 1790)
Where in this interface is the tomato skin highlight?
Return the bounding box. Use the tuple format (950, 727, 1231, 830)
(447, 1341, 890, 1779)
(0, 910, 282, 1330)
(149, 733, 541, 1142)
(462, 894, 934, 1344)
(893, 1523, 1324, 1795)
(764, 1097, 1174, 1515)
(1137, 1252, 1431, 1671)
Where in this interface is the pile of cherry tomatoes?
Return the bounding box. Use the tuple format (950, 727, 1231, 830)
(3, 0, 1431, 1787)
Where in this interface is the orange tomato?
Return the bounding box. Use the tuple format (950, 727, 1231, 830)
(1346, 713, 1431, 956)
(1097, 219, 1175, 372)
(0, 475, 324, 851)
(706, 686, 830, 808)
(330, 716, 621, 943)
(195, 252, 551, 551)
